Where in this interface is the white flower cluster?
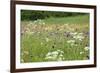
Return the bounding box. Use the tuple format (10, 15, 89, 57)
(79, 46, 89, 56)
(67, 32, 85, 46)
(67, 40, 76, 46)
(45, 50, 65, 61)
(67, 40, 75, 43)
(72, 32, 84, 41)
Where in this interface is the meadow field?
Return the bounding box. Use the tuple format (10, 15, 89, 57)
(20, 11, 90, 63)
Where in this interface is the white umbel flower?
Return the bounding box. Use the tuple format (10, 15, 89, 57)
(84, 46, 89, 51)
(45, 50, 65, 61)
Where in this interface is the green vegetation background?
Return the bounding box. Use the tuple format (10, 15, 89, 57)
(21, 10, 88, 21)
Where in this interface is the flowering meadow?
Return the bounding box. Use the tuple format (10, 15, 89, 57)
(20, 11, 90, 63)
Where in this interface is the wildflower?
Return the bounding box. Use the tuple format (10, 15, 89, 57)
(84, 46, 89, 51)
(51, 51, 59, 55)
(41, 42, 43, 45)
(67, 40, 76, 46)
(45, 38, 50, 42)
(73, 35, 84, 39)
(78, 33, 83, 35)
(57, 54, 65, 61)
(45, 51, 58, 60)
(70, 32, 77, 36)
(59, 54, 63, 57)
(57, 50, 64, 54)
(79, 38, 82, 41)
(45, 50, 64, 61)
(45, 52, 51, 57)
(67, 40, 75, 43)
(42, 22, 45, 25)
(80, 51, 84, 54)
(57, 50, 61, 52)
(73, 32, 84, 41)
(71, 43, 75, 46)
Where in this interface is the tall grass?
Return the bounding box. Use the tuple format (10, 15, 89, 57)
(20, 15, 90, 63)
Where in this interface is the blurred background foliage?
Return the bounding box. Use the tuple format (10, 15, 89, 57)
(21, 10, 88, 21)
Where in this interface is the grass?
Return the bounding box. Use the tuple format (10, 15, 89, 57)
(20, 15, 90, 63)
(44, 15, 89, 25)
